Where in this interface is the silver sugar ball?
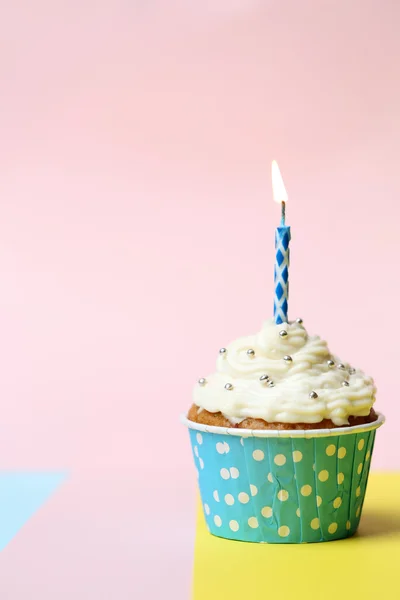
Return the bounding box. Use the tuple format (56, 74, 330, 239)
(219, 347, 227, 355)
(198, 378, 207, 386)
(268, 381, 275, 387)
(309, 391, 318, 399)
(296, 318, 303, 324)
(279, 330, 288, 337)
(283, 355, 293, 362)
(327, 359, 335, 367)
(246, 349, 255, 357)
(349, 367, 356, 375)
(342, 381, 350, 387)
(259, 374, 270, 383)
(338, 363, 346, 370)
(224, 383, 233, 391)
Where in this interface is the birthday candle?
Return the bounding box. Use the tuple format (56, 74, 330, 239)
(272, 160, 291, 325)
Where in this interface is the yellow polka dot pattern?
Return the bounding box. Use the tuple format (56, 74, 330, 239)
(301, 485, 312, 497)
(250, 485, 258, 496)
(326, 444, 336, 456)
(310, 518, 320, 530)
(293, 450, 303, 463)
(238, 492, 249, 504)
(328, 522, 338, 534)
(252, 449, 264, 461)
(248, 517, 259, 529)
(278, 526, 290, 537)
(318, 470, 329, 482)
(274, 454, 286, 466)
(277, 490, 289, 502)
(229, 520, 239, 532)
(192, 424, 376, 543)
(261, 506, 272, 518)
(214, 515, 222, 527)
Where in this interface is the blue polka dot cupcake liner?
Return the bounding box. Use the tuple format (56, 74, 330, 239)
(182, 413, 385, 543)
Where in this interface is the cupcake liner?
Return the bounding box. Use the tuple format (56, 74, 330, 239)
(182, 413, 384, 544)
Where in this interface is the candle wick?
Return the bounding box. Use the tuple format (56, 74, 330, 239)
(281, 201, 286, 226)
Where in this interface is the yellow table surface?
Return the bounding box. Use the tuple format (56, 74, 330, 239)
(193, 473, 400, 600)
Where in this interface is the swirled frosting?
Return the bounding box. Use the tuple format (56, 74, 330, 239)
(193, 319, 376, 426)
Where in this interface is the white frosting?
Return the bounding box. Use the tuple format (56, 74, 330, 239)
(193, 320, 376, 426)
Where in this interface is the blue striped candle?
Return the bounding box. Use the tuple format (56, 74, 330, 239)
(272, 161, 290, 324)
(274, 225, 291, 324)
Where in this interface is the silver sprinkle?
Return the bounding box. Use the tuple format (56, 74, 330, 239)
(279, 330, 288, 337)
(198, 378, 207, 386)
(219, 348, 227, 355)
(327, 359, 335, 367)
(259, 374, 270, 384)
(309, 391, 318, 399)
(246, 349, 255, 357)
(349, 367, 356, 374)
(268, 381, 275, 387)
(342, 381, 350, 387)
(337, 363, 345, 370)
(283, 355, 293, 362)
(224, 383, 233, 391)
(296, 318, 303, 324)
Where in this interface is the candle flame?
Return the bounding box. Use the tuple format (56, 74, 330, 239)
(271, 160, 288, 204)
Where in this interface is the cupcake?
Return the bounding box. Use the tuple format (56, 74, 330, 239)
(182, 318, 384, 543)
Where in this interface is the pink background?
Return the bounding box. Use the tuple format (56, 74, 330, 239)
(1, 1, 399, 598)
